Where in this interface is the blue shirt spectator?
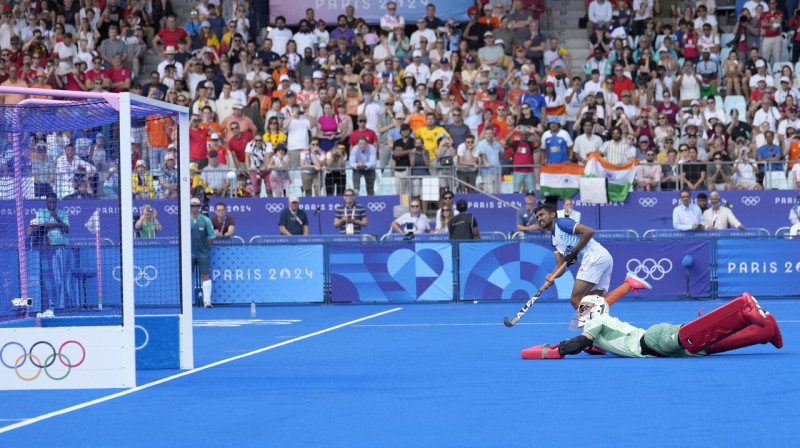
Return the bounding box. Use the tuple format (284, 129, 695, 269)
(477, 136, 503, 175)
(673, 191, 704, 231)
(519, 90, 546, 120)
(757, 141, 784, 171)
(349, 142, 377, 170)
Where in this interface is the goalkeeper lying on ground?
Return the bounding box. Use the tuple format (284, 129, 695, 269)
(523, 292, 783, 359)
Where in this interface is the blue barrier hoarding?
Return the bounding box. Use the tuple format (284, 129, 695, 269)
(330, 242, 453, 302)
(603, 241, 711, 299)
(210, 245, 325, 303)
(457, 240, 711, 301)
(458, 242, 575, 301)
(717, 239, 800, 297)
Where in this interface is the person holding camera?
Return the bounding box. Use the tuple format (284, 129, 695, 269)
(733, 146, 763, 190)
(135, 204, 162, 238)
(392, 199, 431, 235)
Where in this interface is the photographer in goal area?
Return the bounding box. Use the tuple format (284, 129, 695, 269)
(533, 202, 650, 311)
(525, 293, 782, 359)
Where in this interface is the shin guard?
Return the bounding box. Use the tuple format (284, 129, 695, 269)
(678, 293, 767, 354)
(707, 313, 783, 354)
(521, 344, 564, 359)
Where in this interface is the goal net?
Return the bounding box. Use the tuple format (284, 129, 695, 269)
(0, 89, 191, 389)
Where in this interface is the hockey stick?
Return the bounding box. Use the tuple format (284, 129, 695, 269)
(503, 262, 568, 328)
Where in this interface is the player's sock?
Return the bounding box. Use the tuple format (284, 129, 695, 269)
(202, 280, 212, 307)
(603, 283, 631, 306)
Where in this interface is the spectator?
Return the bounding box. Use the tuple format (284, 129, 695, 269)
(135, 204, 162, 238)
(703, 192, 746, 230)
(282, 103, 311, 168)
(268, 143, 291, 197)
(211, 202, 235, 237)
(733, 146, 762, 190)
(300, 138, 326, 197)
(201, 150, 230, 197)
(557, 197, 581, 222)
(757, 131, 784, 172)
(132, 159, 156, 199)
(55, 143, 95, 198)
(673, 189, 704, 231)
(392, 199, 431, 235)
(509, 126, 537, 192)
(333, 188, 368, 235)
(245, 132, 272, 197)
(0, 64, 28, 103)
(104, 53, 131, 93)
(478, 126, 504, 193)
(682, 147, 707, 190)
(278, 196, 309, 236)
(541, 117, 573, 164)
(349, 136, 378, 196)
(634, 148, 662, 190)
(226, 121, 252, 171)
(707, 151, 733, 191)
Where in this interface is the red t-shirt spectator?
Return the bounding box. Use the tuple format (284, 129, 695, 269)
(86, 68, 107, 84)
(227, 131, 253, 164)
(65, 72, 86, 91)
(349, 129, 378, 147)
(156, 27, 189, 52)
(106, 65, 131, 93)
(190, 127, 210, 161)
(612, 76, 634, 97)
(511, 140, 536, 173)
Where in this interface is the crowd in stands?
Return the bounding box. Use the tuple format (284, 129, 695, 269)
(3, 1, 800, 203)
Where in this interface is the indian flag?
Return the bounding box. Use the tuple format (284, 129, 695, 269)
(583, 153, 638, 202)
(540, 163, 585, 198)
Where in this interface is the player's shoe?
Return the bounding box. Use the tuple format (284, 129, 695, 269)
(749, 295, 767, 319)
(625, 272, 652, 292)
(766, 313, 783, 349)
(203, 302, 213, 308)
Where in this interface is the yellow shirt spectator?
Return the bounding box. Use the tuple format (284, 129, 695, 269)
(415, 125, 449, 159)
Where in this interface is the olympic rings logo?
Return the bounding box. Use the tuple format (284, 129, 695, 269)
(741, 196, 761, 206)
(638, 197, 658, 207)
(1, 340, 85, 381)
(63, 206, 82, 215)
(163, 205, 179, 215)
(626, 258, 673, 281)
(265, 203, 285, 213)
(367, 202, 386, 212)
(112, 265, 159, 287)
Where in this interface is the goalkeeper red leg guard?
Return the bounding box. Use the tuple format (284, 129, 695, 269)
(707, 313, 783, 354)
(521, 344, 564, 359)
(678, 293, 767, 354)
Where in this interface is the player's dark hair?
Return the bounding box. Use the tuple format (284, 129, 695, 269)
(533, 202, 556, 215)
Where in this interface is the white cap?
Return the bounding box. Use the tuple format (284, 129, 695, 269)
(412, 50, 422, 58)
(781, 76, 791, 83)
(232, 102, 243, 109)
(165, 45, 176, 54)
(756, 60, 766, 68)
(312, 70, 324, 79)
(279, 74, 290, 82)
(494, 39, 505, 46)
(210, 133, 220, 140)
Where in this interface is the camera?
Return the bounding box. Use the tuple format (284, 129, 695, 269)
(11, 298, 33, 307)
(740, 15, 749, 23)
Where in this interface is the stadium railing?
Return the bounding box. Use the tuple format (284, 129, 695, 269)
(642, 229, 772, 238)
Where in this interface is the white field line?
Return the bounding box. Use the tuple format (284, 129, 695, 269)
(0, 307, 403, 434)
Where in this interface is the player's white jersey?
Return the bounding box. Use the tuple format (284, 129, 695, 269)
(550, 217, 604, 264)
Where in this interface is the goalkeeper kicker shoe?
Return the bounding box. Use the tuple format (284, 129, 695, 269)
(625, 272, 652, 292)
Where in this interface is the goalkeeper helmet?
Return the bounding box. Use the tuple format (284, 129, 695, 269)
(576, 295, 609, 328)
